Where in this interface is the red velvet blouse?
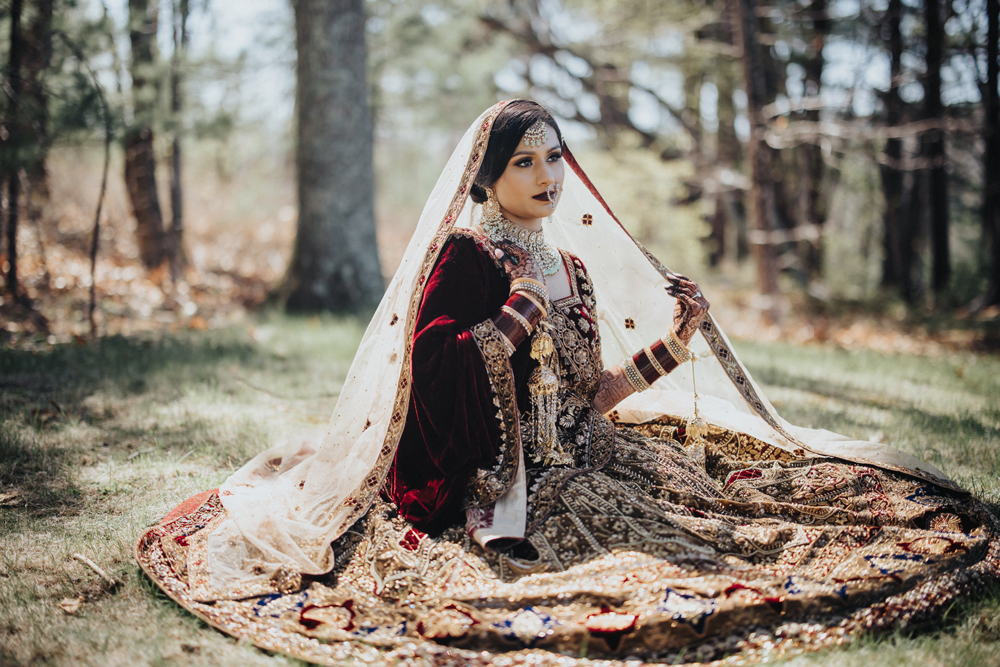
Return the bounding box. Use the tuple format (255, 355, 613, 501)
(383, 230, 601, 534)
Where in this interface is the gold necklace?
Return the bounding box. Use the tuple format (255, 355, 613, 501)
(481, 205, 561, 276)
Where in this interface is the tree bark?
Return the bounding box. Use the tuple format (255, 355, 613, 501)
(22, 0, 53, 197)
(799, 0, 828, 281)
(125, 0, 168, 269)
(983, 0, 1000, 305)
(4, 0, 25, 296)
(736, 0, 780, 298)
(880, 0, 917, 300)
(284, 0, 384, 312)
(168, 0, 189, 279)
(923, 0, 950, 295)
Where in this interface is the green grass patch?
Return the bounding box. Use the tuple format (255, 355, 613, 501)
(1, 316, 998, 665)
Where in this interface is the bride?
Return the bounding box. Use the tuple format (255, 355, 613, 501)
(138, 100, 999, 666)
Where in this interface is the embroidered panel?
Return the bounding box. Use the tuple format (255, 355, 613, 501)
(465, 320, 523, 509)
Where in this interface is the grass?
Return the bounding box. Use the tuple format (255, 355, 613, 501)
(1, 315, 999, 666)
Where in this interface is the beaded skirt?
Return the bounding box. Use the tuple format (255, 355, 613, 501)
(136, 416, 1000, 666)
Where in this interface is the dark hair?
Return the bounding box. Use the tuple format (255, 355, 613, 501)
(469, 100, 563, 204)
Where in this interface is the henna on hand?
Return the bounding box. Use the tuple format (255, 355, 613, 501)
(592, 366, 635, 414)
(666, 273, 710, 345)
(493, 242, 545, 285)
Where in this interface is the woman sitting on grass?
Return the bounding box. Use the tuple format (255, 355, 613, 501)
(138, 100, 999, 666)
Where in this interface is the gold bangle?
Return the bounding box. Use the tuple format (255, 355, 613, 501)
(663, 329, 692, 365)
(513, 290, 548, 319)
(510, 280, 549, 302)
(511, 277, 547, 290)
(502, 305, 533, 336)
(643, 346, 668, 377)
(621, 356, 650, 393)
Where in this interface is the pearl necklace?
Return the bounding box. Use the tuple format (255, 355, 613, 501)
(481, 214, 561, 276)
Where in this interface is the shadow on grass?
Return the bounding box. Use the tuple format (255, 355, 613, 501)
(1, 331, 258, 402)
(749, 365, 1000, 448)
(0, 330, 263, 515)
(0, 423, 82, 515)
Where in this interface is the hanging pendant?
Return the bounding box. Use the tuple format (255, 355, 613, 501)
(683, 357, 708, 469)
(527, 325, 571, 466)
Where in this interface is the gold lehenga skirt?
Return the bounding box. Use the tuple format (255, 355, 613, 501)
(136, 419, 1000, 666)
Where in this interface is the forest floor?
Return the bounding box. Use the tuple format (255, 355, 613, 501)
(2, 314, 1000, 666)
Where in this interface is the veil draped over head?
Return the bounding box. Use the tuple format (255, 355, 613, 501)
(184, 101, 961, 602)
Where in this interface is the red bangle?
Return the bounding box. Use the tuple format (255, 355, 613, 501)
(491, 293, 546, 354)
(631, 349, 660, 385)
(648, 339, 679, 376)
(507, 293, 543, 329)
(492, 311, 528, 349)
(631, 339, 680, 385)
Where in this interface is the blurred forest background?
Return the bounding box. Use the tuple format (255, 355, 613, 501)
(1, 0, 999, 352)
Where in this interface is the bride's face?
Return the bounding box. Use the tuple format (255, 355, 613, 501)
(493, 123, 564, 229)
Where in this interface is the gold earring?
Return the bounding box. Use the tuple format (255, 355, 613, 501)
(482, 187, 502, 225)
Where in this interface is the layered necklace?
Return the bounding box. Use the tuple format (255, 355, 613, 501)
(480, 190, 561, 276)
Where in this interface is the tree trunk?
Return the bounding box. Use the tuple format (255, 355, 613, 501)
(21, 0, 53, 200)
(880, 0, 916, 300)
(168, 0, 189, 279)
(284, 0, 384, 312)
(799, 0, 828, 281)
(923, 0, 950, 296)
(125, 0, 168, 269)
(4, 0, 25, 296)
(736, 0, 780, 298)
(983, 0, 1000, 305)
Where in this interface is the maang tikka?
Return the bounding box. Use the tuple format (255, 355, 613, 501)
(523, 120, 549, 147)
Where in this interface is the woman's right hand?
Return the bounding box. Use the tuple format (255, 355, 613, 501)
(494, 242, 545, 286)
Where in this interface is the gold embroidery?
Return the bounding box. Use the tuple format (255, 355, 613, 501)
(466, 320, 523, 508)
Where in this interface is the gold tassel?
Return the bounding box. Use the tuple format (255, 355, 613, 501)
(683, 356, 708, 469)
(527, 325, 571, 465)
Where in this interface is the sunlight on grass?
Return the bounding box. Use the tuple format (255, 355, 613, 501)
(1, 316, 999, 665)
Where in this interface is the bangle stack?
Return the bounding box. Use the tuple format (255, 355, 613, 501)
(510, 278, 549, 304)
(620, 330, 692, 393)
(491, 291, 546, 356)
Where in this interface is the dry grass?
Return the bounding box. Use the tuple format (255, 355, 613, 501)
(1, 315, 999, 666)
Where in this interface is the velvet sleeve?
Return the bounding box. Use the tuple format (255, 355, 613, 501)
(384, 233, 529, 533)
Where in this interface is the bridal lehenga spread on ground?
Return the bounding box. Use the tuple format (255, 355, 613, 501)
(137, 102, 1000, 665)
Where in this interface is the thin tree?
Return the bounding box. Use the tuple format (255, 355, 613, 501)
(4, 0, 25, 297)
(125, 0, 168, 269)
(983, 0, 1000, 306)
(168, 0, 190, 280)
(283, 0, 384, 312)
(923, 0, 950, 295)
(880, 0, 915, 299)
(22, 0, 54, 199)
(735, 0, 780, 299)
(799, 0, 829, 281)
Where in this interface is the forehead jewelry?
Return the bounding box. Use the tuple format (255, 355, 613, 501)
(523, 120, 549, 147)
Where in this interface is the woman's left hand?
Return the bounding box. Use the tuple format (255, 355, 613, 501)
(667, 274, 710, 345)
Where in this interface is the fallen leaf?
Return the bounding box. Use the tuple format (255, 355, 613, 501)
(0, 491, 19, 506)
(58, 597, 83, 614)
